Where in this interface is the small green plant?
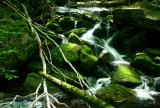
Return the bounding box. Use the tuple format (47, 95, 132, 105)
(0, 49, 17, 55)
(0, 49, 18, 80)
(0, 67, 19, 80)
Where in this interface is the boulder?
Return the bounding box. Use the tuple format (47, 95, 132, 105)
(96, 84, 135, 104)
(51, 42, 81, 68)
(111, 64, 142, 88)
(130, 52, 160, 76)
(63, 27, 87, 37)
(68, 32, 83, 45)
(78, 45, 98, 75)
(111, 27, 146, 54)
(112, 0, 160, 31)
(51, 43, 98, 75)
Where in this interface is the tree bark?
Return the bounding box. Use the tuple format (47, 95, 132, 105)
(39, 71, 114, 108)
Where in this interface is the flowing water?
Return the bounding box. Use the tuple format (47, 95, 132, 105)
(1, 19, 160, 108)
(80, 21, 160, 107)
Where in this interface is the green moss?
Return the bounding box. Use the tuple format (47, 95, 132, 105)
(144, 48, 160, 56)
(68, 32, 83, 45)
(154, 56, 160, 64)
(51, 43, 81, 67)
(131, 52, 160, 76)
(63, 27, 87, 37)
(96, 84, 135, 103)
(0, 6, 36, 70)
(23, 72, 42, 94)
(23, 72, 60, 95)
(79, 45, 98, 73)
(111, 65, 141, 87)
(133, 0, 160, 19)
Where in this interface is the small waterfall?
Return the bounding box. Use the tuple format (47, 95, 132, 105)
(74, 20, 78, 29)
(85, 77, 111, 95)
(106, 22, 110, 39)
(134, 76, 160, 101)
(80, 21, 128, 63)
(81, 22, 101, 43)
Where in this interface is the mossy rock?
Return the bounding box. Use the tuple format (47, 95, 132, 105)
(130, 52, 160, 76)
(51, 42, 81, 68)
(23, 72, 43, 94)
(0, 6, 36, 71)
(46, 21, 64, 34)
(111, 27, 135, 54)
(23, 72, 60, 95)
(63, 27, 87, 37)
(111, 65, 141, 88)
(80, 12, 99, 24)
(144, 48, 160, 56)
(68, 32, 83, 45)
(111, 27, 146, 54)
(154, 56, 160, 64)
(113, 1, 160, 31)
(79, 45, 98, 74)
(122, 31, 146, 54)
(96, 84, 135, 104)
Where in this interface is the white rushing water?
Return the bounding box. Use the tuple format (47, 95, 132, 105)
(86, 77, 111, 95)
(80, 21, 128, 63)
(134, 76, 160, 101)
(81, 21, 160, 103)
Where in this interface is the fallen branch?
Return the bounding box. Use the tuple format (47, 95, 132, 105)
(39, 71, 114, 108)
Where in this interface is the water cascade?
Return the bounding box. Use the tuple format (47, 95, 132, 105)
(81, 21, 160, 106)
(80, 21, 129, 64)
(134, 76, 160, 101)
(74, 20, 78, 29)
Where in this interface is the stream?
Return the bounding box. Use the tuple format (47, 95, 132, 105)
(1, 18, 160, 108)
(1, 6, 160, 108)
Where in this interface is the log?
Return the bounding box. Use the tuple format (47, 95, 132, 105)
(39, 71, 114, 108)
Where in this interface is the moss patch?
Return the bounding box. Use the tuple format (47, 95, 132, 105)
(96, 84, 135, 103)
(51, 43, 81, 67)
(111, 65, 141, 87)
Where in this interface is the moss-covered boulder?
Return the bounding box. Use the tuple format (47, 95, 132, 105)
(144, 48, 160, 57)
(68, 32, 83, 45)
(51, 42, 81, 68)
(23, 72, 43, 94)
(51, 43, 98, 75)
(46, 21, 64, 34)
(112, 0, 160, 31)
(130, 52, 160, 76)
(96, 84, 135, 104)
(154, 56, 160, 64)
(23, 72, 60, 95)
(23, 68, 86, 94)
(0, 5, 37, 82)
(63, 27, 87, 37)
(144, 48, 160, 63)
(111, 65, 141, 88)
(79, 45, 98, 74)
(111, 27, 146, 54)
